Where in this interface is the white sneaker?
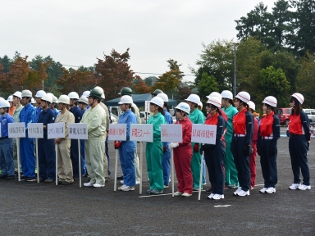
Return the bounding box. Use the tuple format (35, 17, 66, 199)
(119, 185, 135, 191)
(265, 187, 276, 194)
(84, 182, 93, 187)
(120, 180, 124, 184)
(259, 187, 267, 193)
(174, 191, 183, 196)
(236, 189, 250, 197)
(233, 187, 242, 196)
(118, 184, 127, 191)
(207, 193, 214, 199)
(93, 183, 105, 188)
(289, 183, 300, 190)
(298, 184, 311, 190)
(212, 194, 224, 200)
(182, 192, 192, 197)
(136, 180, 140, 185)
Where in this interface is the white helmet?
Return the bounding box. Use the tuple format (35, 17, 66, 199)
(94, 86, 105, 99)
(291, 92, 304, 104)
(262, 96, 277, 107)
(157, 93, 169, 102)
(46, 93, 55, 103)
(198, 101, 203, 109)
(68, 92, 79, 100)
(0, 100, 10, 108)
(31, 98, 36, 104)
(41, 94, 52, 103)
(206, 92, 222, 100)
(13, 91, 22, 99)
(82, 91, 90, 98)
(58, 95, 70, 105)
(235, 91, 250, 103)
(7, 95, 13, 102)
(206, 96, 222, 108)
(175, 102, 190, 114)
(53, 96, 58, 103)
(21, 90, 32, 98)
(150, 97, 164, 108)
(221, 90, 233, 100)
(78, 95, 88, 105)
(248, 101, 255, 111)
(35, 90, 46, 98)
(118, 95, 133, 104)
(185, 94, 200, 104)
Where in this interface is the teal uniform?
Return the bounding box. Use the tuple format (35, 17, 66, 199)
(146, 112, 166, 191)
(222, 105, 239, 186)
(188, 108, 205, 189)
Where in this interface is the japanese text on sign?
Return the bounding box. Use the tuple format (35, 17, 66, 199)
(108, 124, 127, 141)
(28, 123, 44, 138)
(130, 124, 153, 142)
(191, 124, 217, 144)
(161, 124, 183, 142)
(8, 122, 26, 138)
(68, 123, 88, 140)
(47, 122, 65, 139)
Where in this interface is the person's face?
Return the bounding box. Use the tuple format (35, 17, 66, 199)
(262, 104, 267, 114)
(88, 97, 94, 106)
(13, 96, 19, 105)
(233, 98, 240, 109)
(21, 97, 28, 105)
(0, 108, 5, 115)
(289, 98, 295, 108)
(120, 104, 126, 111)
(40, 99, 47, 108)
(176, 110, 184, 119)
(35, 97, 41, 104)
(150, 103, 156, 112)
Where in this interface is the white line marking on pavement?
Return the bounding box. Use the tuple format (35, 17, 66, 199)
(214, 205, 231, 208)
(138, 190, 205, 198)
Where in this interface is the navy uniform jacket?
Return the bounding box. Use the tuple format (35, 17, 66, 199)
(38, 108, 55, 137)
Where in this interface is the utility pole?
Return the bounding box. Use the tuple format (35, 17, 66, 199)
(233, 43, 237, 96)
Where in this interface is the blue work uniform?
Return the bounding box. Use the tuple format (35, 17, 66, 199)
(0, 113, 14, 177)
(35, 106, 42, 122)
(118, 110, 137, 186)
(38, 107, 56, 181)
(70, 105, 83, 178)
(52, 108, 60, 119)
(19, 103, 36, 178)
(162, 109, 173, 186)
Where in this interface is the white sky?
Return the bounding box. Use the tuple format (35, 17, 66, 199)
(0, 0, 276, 82)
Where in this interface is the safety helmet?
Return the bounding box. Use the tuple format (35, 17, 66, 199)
(198, 101, 203, 109)
(151, 89, 163, 96)
(21, 90, 32, 98)
(68, 92, 79, 100)
(13, 91, 22, 99)
(235, 91, 250, 104)
(7, 95, 13, 102)
(89, 87, 102, 99)
(82, 91, 90, 98)
(35, 90, 46, 98)
(94, 86, 105, 99)
(206, 92, 222, 100)
(221, 90, 233, 100)
(0, 100, 10, 108)
(58, 95, 70, 105)
(248, 101, 255, 111)
(291, 92, 304, 105)
(118, 95, 133, 104)
(41, 94, 52, 103)
(262, 96, 277, 107)
(46, 93, 55, 103)
(150, 97, 164, 108)
(157, 93, 169, 102)
(118, 87, 133, 96)
(175, 102, 190, 114)
(31, 98, 36, 104)
(206, 96, 222, 108)
(185, 94, 200, 105)
(53, 96, 58, 103)
(78, 95, 88, 105)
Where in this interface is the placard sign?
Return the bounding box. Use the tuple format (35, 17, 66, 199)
(191, 124, 217, 144)
(68, 123, 88, 140)
(130, 124, 153, 142)
(47, 122, 65, 139)
(161, 124, 183, 143)
(108, 124, 127, 141)
(145, 101, 150, 113)
(8, 122, 26, 138)
(28, 123, 44, 138)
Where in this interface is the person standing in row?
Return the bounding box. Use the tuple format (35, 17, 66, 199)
(7, 95, 15, 116)
(12, 91, 23, 173)
(258, 96, 280, 194)
(171, 102, 193, 197)
(146, 96, 166, 195)
(78, 95, 89, 177)
(201, 96, 226, 200)
(34, 90, 46, 122)
(231, 91, 253, 197)
(55, 95, 75, 185)
(288, 93, 311, 190)
(185, 94, 205, 191)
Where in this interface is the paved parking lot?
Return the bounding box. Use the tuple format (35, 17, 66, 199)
(0, 130, 314, 235)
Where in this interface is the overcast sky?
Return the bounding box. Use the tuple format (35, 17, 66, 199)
(1, 0, 276, 82)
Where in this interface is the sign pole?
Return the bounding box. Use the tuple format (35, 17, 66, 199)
(55, 143, 58, 186)
(36, 138, 39, 183)
(17, 138, 21, 182)
(171, 148, 175, 197)
(78, 139, 82, 188)
(198, 153, 203, 201)
(139, 142, 143, 194)
(114, 149, 118, 191)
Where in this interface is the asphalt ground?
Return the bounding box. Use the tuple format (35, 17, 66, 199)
(0, 127, 314, 235)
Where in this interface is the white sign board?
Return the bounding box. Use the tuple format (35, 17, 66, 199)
(8, 122, 26, 138)
(28, 123, 44, 138)
(130, 124, 153, 142)
(161, 124, 183, 143)
(191, 124, 217, 144)
(145, 101, 150, 113)
(68, 123, 88, 140)
(108, 124, 127, 141)
(47, 122, 65, 139)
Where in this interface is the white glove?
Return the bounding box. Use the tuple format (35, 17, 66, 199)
(169, 142, 179, 149)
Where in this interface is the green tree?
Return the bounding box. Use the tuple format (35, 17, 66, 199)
(0, 55, 13, 73)
(197, 72, 219, 105)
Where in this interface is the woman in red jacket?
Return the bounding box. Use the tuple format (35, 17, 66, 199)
(170, 102, 193, 197)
